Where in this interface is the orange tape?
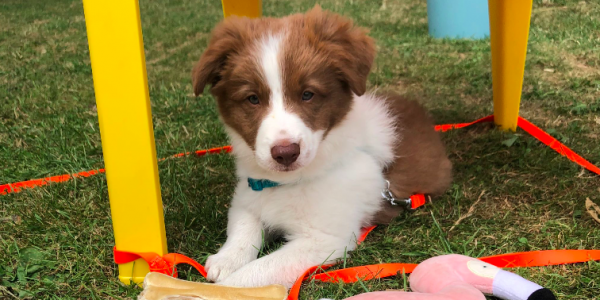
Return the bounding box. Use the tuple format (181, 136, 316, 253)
(357, 225, 376, 244)
(410, 194, 427, 209)
(0, 169, 106, 194)
(1, 146, 232, 195)
(480, 249, 600, 268)
(434, 115, 495, 132)
(113, 246, 207, 278)
(517, 117, 600, 176)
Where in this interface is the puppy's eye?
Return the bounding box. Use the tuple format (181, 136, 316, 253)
(247, 95, 259, 105)
(301, 91, 314, 101)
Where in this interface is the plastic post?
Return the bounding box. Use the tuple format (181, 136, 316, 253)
(221, 0, 262, 18)
(82, 0, 168, 284)
(488, 0, 533, 131)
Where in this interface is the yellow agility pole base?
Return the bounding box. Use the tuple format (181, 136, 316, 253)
(81, 0, 262, 285)
(488, 0, 533, 131)
(82, 0, 168, 284)
(221, 0, 262, 18)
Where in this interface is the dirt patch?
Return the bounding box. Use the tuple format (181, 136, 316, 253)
(33, 19, 50, 26)
(147, 32, 207, 65)
(364, 0, 423, 24)
(563, 54, 600, 78)
(532, 64, 564, 86)
(530, 41, 600, 87)
(0, 14, 8, 33)
(519, 101, 557, 125)
(380, 0, 412, 18)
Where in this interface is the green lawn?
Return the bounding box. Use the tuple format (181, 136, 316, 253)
(1, 0, 599, 299)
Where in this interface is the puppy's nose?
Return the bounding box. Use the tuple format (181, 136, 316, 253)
(271, 143, 300, 166)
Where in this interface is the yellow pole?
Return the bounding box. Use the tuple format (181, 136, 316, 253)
(82, 0, 167, 284)
(221, 0, 262, 18)
(488, 0, 533, 131)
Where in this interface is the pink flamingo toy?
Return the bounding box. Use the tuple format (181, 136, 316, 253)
(324, 254, 556, 300)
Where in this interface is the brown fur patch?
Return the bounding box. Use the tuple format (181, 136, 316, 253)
(373, 93, 453, 224)
(192, 6, 376, 147)
(280, 7, 375, 134)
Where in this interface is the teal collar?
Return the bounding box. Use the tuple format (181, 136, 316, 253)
(247, 178, 281, 191)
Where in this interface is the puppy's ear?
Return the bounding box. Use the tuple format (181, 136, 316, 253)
(192, 17, 249, 96)
(304, 6, 375, 96)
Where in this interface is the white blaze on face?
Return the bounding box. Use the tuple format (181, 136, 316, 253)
(254, 33, 323, 172)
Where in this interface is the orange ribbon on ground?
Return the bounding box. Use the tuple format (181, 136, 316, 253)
(516, 117, 600, 175)
(0, 146, 232, 194)
(0, 169, 106, 195)
(113, 246, 207, 278)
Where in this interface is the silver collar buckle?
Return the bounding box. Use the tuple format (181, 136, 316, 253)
(381, 180, 415, 211)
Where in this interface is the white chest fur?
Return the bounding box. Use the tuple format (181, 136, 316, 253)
(205, 94, 398, 288)
(236, 147, 385, 245)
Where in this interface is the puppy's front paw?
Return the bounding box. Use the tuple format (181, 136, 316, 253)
(217, 263, 296, 288)
(217, 269, 263, 288)
(205, 249, 255, 283)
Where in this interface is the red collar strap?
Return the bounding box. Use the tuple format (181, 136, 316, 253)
(410, 194, 428, 209)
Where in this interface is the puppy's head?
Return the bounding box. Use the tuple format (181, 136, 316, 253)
(193, 6, 375, 172)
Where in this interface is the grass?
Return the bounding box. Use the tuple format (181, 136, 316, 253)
(1, 0, 599, 299)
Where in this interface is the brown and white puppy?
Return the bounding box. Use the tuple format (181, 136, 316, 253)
(192, 6, 451, 288)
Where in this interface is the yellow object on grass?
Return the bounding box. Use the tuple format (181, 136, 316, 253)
(82, 0, 167, 284)
(81, 0, 262, 285)
(488, 0, 533, 131)
(221, 0, 262, 18)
